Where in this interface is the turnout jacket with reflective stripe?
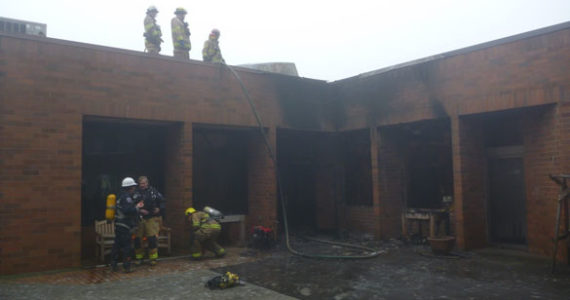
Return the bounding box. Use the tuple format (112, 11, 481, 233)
(191, 211, 221, 230)
(115, 190, 141, 230)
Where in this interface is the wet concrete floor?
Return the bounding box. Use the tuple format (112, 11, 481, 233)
(217, 239, 570, 300)
(2, 240, 570, 299)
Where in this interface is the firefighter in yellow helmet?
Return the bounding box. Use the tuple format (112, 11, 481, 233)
(185, 207, 226, 260)
(202, 29, 224, 63)
(143, 6, 163, 55)
(171, 7, 191, 59)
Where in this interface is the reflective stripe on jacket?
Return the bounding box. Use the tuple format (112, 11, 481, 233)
(191, 211, 221, 230)
(202, 38, 223, 63)
(144, 15, 162, 45)
(171, 17, 190, 50)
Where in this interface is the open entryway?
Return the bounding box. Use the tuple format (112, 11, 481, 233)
(277, 129, 340, 233)
(81, 116, 180, 264)
(484, 111, 528, 246)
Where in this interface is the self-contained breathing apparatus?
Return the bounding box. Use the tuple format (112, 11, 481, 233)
(105, 194, 116, 221)
(204, 206, 223, 221)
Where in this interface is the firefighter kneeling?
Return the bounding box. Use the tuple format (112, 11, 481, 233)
(185, 207, 226, 260)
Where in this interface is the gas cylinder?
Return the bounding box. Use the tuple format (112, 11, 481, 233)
(204, 206, 224, 220)
(105, 194, 116, 220)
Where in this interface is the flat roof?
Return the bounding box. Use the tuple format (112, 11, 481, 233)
(335, 20, 570, 83)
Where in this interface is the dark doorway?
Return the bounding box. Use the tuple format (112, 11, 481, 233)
(192, 126, 250, 215)
(277, 129, 340, 233)
(81, 116, 177, 263)
(488, 157, 527, 245)
(382, 120, 453, 209)
(341, 129, 373, 207)
(483, 109, 528, 245)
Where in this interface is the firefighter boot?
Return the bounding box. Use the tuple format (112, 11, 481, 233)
(135, 248, 145, 266)
(110, 261, 119, 272)
(123, 258, 133, 273)
(149, 248, 158, 266)
(216, 247, 226, 258)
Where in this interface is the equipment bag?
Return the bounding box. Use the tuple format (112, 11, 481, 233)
(205, 272, 240, 290)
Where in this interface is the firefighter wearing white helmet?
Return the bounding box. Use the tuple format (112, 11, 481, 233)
(144, 5, 163, 55)
(202, 28, 224, 63)
(185, 206, 225, 260)
(111, 177, 143, 273)
(171, 7, 191, 59)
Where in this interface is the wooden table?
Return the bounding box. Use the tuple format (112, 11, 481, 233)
(401, 208, 447, 239)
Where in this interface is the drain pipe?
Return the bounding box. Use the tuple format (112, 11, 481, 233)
(223, 63, 382, 259)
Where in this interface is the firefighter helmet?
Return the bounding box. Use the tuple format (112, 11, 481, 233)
(147, 6, 158, 13)
(211, 28, 220, 36)
(185, 207, 196, 215)
(121, 177, 137, 187)
(175, 7, 187, 15)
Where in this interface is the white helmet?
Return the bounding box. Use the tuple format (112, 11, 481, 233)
(147, 6, 158, 13)
(121, 177, 137, 187)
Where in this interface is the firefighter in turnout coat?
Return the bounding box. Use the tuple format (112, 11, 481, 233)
(143, 6, 162, 54)
(185, 207, 226, 259)
(111, 177, 143, 273)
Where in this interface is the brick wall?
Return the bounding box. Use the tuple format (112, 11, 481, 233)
(163, 123, 192, 250)
(246, 130, 278, 232)
(376, 128, 407, 238)
(0, 35, 327, 275)
(2, 23, 570, 274)
(333, 25, 570, 254)
(451, 116, 487, 249)
(524, 106, 565, 259)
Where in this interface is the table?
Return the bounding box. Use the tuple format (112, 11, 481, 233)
(401, 208, 447, 239)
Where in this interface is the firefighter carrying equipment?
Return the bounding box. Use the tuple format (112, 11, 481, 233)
(204, 206, 223, 220)
(105, 194, 117, 220)
(121, 177, 137, 187)
(206, 272, 240, 290)
(185, 207, 196, 216)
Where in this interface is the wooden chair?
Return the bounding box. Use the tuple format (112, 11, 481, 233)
(157, 223, 172, 255)
(95, 220, 115, 262)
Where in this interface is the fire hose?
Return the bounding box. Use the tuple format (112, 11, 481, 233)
(223, 63, 382, 259)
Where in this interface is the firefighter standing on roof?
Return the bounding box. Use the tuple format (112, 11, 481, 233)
(143, 6, 163, 55)
(111, 177, 143, 273)
(134, 176, 164, 266)
(202, 29, 224, 63)
(185, 207, 226, 259)
(171, 7, 191, 59)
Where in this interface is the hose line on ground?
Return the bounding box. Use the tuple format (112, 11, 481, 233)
(223, 64, 382, 259)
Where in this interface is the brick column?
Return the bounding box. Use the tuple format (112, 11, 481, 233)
(247, 128, 278, 231)
(164, 122, 193, 250)
(377, 128, 406, 238)
(370, 127, 382, 238)
(451, 116, 487, 249)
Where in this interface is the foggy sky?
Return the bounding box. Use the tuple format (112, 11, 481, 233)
(1, 0, 569, 81)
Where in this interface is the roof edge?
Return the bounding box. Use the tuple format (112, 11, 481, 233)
(333, 20, 570, 84)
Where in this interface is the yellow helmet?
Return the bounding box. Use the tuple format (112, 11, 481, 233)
(185, 207, 196, 215)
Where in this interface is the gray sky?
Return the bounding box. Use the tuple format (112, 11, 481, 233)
(1, 0, 569, 81)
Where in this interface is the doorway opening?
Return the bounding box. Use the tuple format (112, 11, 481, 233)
(81, 116, 178, 264)
(192, 126, 251, 215)
(483, 110, 527, 246)
(277, 129, 340, 233)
